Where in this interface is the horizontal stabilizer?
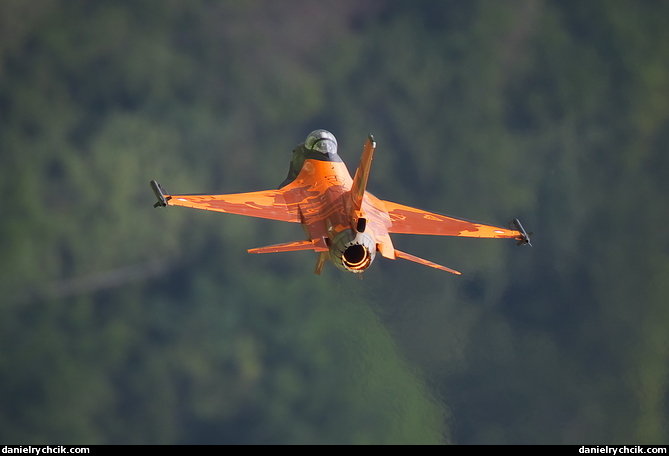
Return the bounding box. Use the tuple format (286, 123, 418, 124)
(394, 249, 462, 275)
(248, 239, 328, 254)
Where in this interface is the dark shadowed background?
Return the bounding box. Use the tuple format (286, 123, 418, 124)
(1, 0, 668, 444)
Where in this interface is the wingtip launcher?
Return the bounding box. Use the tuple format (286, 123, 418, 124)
(511, 218, 532, 247)
(150, 180, 171, 208)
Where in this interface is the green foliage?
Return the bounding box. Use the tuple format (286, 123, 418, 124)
(1, 0, 668, 445)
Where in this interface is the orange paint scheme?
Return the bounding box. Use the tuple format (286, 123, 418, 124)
(151, 132, 530, 275)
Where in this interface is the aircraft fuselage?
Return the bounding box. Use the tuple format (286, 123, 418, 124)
(279, 148, 389, 273)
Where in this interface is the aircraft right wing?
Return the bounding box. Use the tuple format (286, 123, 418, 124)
(380, 200, 522, 240)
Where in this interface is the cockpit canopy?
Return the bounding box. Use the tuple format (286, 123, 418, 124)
(305, 129, 338, 156)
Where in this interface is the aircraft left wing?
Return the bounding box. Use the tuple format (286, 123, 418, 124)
(379, 200, 521, 240)
(151, 180, 301, 223)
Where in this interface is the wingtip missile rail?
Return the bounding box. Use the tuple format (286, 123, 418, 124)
(511, 218, 532, 247)
(150, 180, 170, 208)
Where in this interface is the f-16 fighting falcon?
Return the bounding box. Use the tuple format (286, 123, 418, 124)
(151, 130, 531, 275)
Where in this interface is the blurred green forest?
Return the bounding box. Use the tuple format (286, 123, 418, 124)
(1, 0, 668, 444)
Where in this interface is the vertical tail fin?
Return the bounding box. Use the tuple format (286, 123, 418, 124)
(350, 135, 376, 212)
(349, 135, 376, 232)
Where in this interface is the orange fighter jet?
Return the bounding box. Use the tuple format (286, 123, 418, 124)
(151, 130, 531, 275)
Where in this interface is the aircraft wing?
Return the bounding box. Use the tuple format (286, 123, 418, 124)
(380, 200, 521, 239)
(151, 180, 301, 223)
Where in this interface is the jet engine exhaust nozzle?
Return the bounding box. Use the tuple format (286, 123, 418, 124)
(329, 229, 376, 273)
